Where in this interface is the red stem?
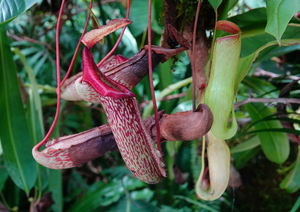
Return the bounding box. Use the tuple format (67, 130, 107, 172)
(34, 0, 130, 152)
(192, 0, 201, 111)
(34, 0, 66, 151)
(96, 0, 130, 67)
(148, 0, 161, 153)
(61, 0, 93, 86)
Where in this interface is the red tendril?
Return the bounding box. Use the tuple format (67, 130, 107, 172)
(148, 0, 161, 153)
(61, 1, 93, 86)
(34, 0, 92, 150)
(192, 0, 201, 111)
(96, 0, 130, 68)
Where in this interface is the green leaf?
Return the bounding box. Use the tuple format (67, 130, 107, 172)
(47, 170, 63, 212)
(0, 166, 9, 191)
(130, 188, 154, 201)
(107, 196, 157, 212)
(173, 195, 219, 212)
(67, 180, 124, 212)
(0, 26, 37, 194)
(290, 195, 300, 212)
(246, 103, 290, 164)
(12, 47, 49, 192)
(241, 76, 278, 98)
(219, 0, 239, 20)
(232, 147, 261, 170)
(158, 59, 174, 114)
(46, 110, 63, 212)
(235, 38, 300, 92)
(172, 100, 193, 114)
(122, 175, 146, 191)
(127, 1, 161, 37)
(265, 0, 300, 43)
(230, 135, 260, 154)
(280, 146, 300, 193)
(142, 77, 192, 119)
(229, 8, 267, 38)
(0, 0, 39, 25)
(208, 0, 223, 11)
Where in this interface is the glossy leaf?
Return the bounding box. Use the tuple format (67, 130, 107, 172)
(127, 0, 161, 37)
(280, 146, 300, 193)
(265, 0, 300, 43)
(67, 180, 124, 212)
(241, 76, 278, 98)
(0, 26, 37, 194)
(0, 166, 9, 191)
(229, 8, 267, 38)
(173, 195, 220, 212)
(208, 0, 223, 11)
(235, 38, 300, 92)
(230, 135, 260, 154)
(0, 0, 39, 25)
(46, 106, 63, 212)
(290, 195, 300, 212)
(107, 196, 157, 212)
(219, 0, 239, 20)
(131, 188, 154, 201)
(12, 48, 49, 191)
(47, 170, 62, 212)
(232, 147, 261, 170)
(246, 103, 290, 164)
(142, 77, 192, 119)
(158, 59, 174, 114)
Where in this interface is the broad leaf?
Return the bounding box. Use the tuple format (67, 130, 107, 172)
(230, 135, 260, 154)
(235, 38, 300, 92)
(246, 103, 290, 164)
(280, 146, 300, 193)
(142, 77, 192, 119)
(0, 166, 9, 191)
(290, 195, 300, 212)
(232, 147, 261, 170)
(47, 170, 63, 212)
(46, 107, 63, 212)
(229, 8, 267, 38)
(208, 0, 223, 11)
(158, 59, 174, 114)
(265, 0, 300, 43)
(0, 0, 39, 25)
(67, 180, 124, 212)
(12, 48, 49, 191)
(241, 76, 278, 98)
(124, 1, 161, 37)
(0, 26, 37, 194)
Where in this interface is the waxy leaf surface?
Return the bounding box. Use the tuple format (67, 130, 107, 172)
(265, 0, 300, 43)
(0, 0, 39, 25)
(280, 146, 300, 193)
(208, 0, 223, 11)
(0, 27, 37, 194)
(246, 103, 289, 164)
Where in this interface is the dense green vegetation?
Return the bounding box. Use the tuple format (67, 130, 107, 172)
(0, 0, 300, 211)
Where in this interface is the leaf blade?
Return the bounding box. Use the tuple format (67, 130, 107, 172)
(280, 146, 300, 193)
(208, 0, 223, 11)
(265, 0, 300, 42)
(0, 0, 39, 25)
(0, 26, 37, 194)
(246, 103, 290, 164)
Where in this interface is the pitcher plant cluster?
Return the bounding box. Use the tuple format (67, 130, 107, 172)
(1, 0, 300, 210)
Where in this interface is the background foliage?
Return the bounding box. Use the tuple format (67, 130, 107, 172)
(0, 0, 300, 211)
